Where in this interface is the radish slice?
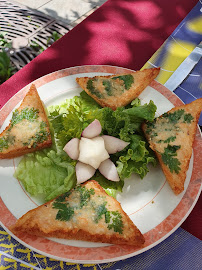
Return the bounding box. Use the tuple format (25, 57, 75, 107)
(82, 119, 102, 138)
(78, 137, 109, 169)
(63, 138, 80, 160)
(102, 135, 129, 154)
(76, 161, 96, 184)
(99, 159, 120, 182)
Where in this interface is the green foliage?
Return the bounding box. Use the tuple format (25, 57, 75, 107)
(47, 31, 62, 45)
(30, 40, 44, 53)
(0, 30, 63, 84)
(30, 31, 62, 53)
(0, 50, 14, 84)
(0, 32, 12, 48)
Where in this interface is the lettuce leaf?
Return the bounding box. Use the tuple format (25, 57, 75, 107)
(116, 135, 156, 180)
(14, 149, 76, 201)
(14, 93, 157, 202)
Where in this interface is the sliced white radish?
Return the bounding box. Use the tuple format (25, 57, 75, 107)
(102, 135, 129, 154)
(76, 161, 96, 184)
(99, 159, 120, 182)
(78, 137, 109, 169)
(81, 119, 102, 138)
(63, 138, 80, 160)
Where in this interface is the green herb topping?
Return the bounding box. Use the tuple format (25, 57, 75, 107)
(162, 109, 194, 124)
(86, 74, 134, 99)
(87, 79, 103, 98)
(52, 185, 124, 234)
(103, 80, 113, 96)
(53, 201, 74, 221)
(75, 185, 95, 208)
(161, 145, 181, 174)
(107, 211, 123, 234)
(112, 74, 134, 90)
(157, 136, 176, 144)
(93, 201, 123, 234)
(10, 107, 39, 128)
(0, 135, 15, 152)
(94, 202, 108, 223)
(22, 121, 49, 148)
(0, 137, 9, 152)
(183, 113, 194, 123)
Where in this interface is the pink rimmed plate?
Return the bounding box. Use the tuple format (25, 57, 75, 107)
(0, 65, 201, 263)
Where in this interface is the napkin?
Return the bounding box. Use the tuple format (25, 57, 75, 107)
(142, 0, 202, 125)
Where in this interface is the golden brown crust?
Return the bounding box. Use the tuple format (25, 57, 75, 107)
(0, 84, 52, 159)
(10, 180, 145, 246)
(142, 98, 202, 195)
(76, 67, 160, 110)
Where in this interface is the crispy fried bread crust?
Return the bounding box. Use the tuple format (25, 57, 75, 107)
(76, 67, 160, 110)
(0, 84, 52, 158)
(142, 98, 202, 194)
(10, 180, 145, 246)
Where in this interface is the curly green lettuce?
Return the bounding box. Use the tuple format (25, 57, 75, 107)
(14, 91, 157, 200)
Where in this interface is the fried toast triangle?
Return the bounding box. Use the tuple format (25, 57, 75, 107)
(10, 180, 145, 246)
(76, 67, 160, 110)
(142, 98, 202, 194)
(0, 84, 52, 158)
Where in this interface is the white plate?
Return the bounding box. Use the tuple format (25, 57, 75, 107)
(0, 65, 201, 263)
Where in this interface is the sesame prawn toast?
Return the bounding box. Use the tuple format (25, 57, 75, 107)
(10, 180, 145, 246)
(142, 98, 202, 195)
(0, 84, 52, 159)
(76, 67, 160, 110)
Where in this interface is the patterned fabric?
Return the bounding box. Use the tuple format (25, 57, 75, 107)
(0, 225, 201, 269)
(143, 0, 202, 124)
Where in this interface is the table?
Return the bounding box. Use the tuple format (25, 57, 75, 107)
(0, 0, 201, 269)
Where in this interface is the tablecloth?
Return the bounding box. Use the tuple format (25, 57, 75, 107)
(0, 0, 201, 269)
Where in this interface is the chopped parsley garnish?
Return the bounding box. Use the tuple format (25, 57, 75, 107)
(107, 211, 123, 234)
(55, 192, 72, 202)
(10, 107, 39, 128)
(0, 135, 15, 152)
(157, 136, 176, 144)
(162, 109, 185, 124)
(103, 80, 113, 96)
(75, 186, 95, 208)
(32, 122, 49, 147)
(94, 202, 108, 223)
(145, 120, 156, 135)
(161, 145, 181, 173)
(0, 137, 9, 152)
(87, 79, 103, 98)
(162, 109, 194, 125)
(164, 136, 176, 143)
(53, 202, 74, 221)
(22, 121, 49, 148)
(183, 113, 194, 123)
(52, 185, 124, 234)
(112, 74, 134, 90)
(93, 202, 123, 234)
